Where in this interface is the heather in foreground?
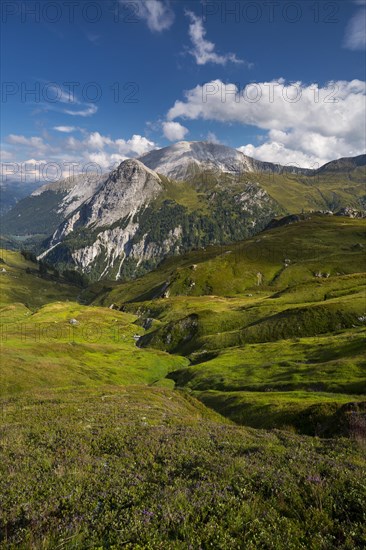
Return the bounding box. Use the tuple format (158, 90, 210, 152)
(1, 387, 365, 549)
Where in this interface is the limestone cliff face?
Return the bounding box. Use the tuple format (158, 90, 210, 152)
(80, 159, 162, 228)
(37, 155, 282, 281)
(32, 173, 107, 217)
(40, 160, 187, 280)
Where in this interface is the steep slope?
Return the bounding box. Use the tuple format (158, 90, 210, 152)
(1, 228, 365, 549)
(140, 142, 366, 212)
(2, 145, 365, 242)
(40, 160, 168, 277)
(77, 159, 162, 228)
(40, 158, 280, 281)
(0, 172, 106, 236)
(315, 153, 366, 174)
(90, 214, 366, 303)
(0, 180, 39, 216)
(87, 214, 366, 434)
(3, 145, 365, 283)
(0, 249, 79, 309)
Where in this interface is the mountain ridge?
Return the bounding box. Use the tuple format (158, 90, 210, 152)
(139, 140, 314, 180)
(1, 144, 365, 282)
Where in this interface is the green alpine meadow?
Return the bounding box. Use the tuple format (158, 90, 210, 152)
(1, 2, 366, 548)
(1, 206, 365, 548)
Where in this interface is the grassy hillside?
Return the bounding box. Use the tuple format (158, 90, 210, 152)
(1, 386, 365, 549)
(0, 250, 80, 309)
(5, 161, 364, 284)
(1, 301, 188, 395)
(88, 215, 366, 434)
(89, 215, 365, 303)
(1, 213, 366, 547)
(0, 249, 188, 395)
(183, 162, 366, 214)
(257, 166, 366, 213)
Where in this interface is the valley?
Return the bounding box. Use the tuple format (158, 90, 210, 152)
(1, 147, 365, 548)
(2, 0, 366, 544)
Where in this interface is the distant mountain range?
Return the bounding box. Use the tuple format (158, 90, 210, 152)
(1, 142, 365, 281)
(140, 142, 365, 179)
(0, 180, 40, 216)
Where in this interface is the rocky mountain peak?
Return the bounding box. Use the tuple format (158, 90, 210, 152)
(139, 141, 255, 180)
(111, 158, 161, 183)
(60, 159, 162, 230)
(138, 141, 312, 180)
(30, 172, 107, 218)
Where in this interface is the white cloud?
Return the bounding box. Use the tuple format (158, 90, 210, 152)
(167, 79, 366, 167)
(239, 127, 364, 168)
(53, 126, 77, 133)
(238, 134, 340, 169)
(63, 104, 98, 117)
(186, 11, 247, 66)
(86, 132, 113, 150)
(6, 135, 51, 157)
(162, 121, 189, 141)
(343, 5, 366, 50)
(0, 150, 13, 162)
(7, 135, 45, 147)
(63, 132, 156, 158)
(1, 158, 48, 184)
(34, 83, 98, 118)
(115, 135, 156, 156)
(2, 131, 157, 182)
(87, 151, 127, 170)
(65, 136, 84, 150)
(206, 131, 220, 144)
(22, 158, 48, 166)
(120, 0, 174, 32)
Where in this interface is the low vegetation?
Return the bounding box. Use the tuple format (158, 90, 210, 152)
(1, 387, 365, 549)
(1, 214, 365, 547)
(90, 216, 366, 435)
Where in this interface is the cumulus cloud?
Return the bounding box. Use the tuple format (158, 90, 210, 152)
(162, 121, 189, 141)
(343, 3, 366, 50)
(7, 135, 45, 147)
(115, 135, 156, 156)
(87, 151, 127, 170)
(6, 134, 51, 156)
(2, 131, 157, 182)
(86, 132, 113, 150)
(120, 0, 174, 32)
(238, 134, 340, 169)
(64, 132, 156, 160)
(167, 79, 366, 167)
(186, 11, 246, 65)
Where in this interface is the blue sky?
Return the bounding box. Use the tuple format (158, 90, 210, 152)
(1, 0, 365, 181)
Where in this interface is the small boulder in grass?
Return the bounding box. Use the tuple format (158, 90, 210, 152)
(69, 318, 79, 325)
